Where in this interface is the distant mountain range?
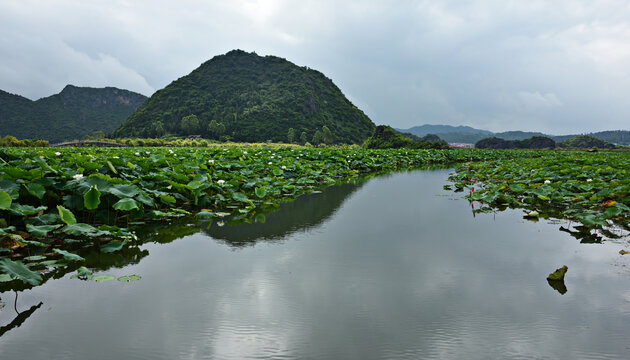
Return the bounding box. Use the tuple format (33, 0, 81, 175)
(396, 125, 630, 145)
(0, 85, 147, 143)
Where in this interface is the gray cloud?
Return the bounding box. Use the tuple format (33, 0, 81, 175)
(1, 0, 630, 134)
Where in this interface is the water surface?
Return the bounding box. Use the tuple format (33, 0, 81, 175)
(1, 169, 629, 359)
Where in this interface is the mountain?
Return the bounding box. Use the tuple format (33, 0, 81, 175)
(113, 50, 375, 144)
(398, 124, 630, 145)
(363, 125, 448, 149)
(396, 124, 492, 137)
(0, 85, 147, 143)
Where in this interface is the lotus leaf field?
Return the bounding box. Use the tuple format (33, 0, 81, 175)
(0, 146, 629, 288)
(449, 151, 630, 242)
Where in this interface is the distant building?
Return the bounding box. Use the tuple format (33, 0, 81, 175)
(449, 143, 475, 148)
(187, 135, 202, 140)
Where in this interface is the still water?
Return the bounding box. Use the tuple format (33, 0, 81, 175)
(1, 169, 630, 359)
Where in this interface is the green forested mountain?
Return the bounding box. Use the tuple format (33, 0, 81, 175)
(558, 135, 616, 149)
(0, 85, 147, 143)
(113, 50, 375, 143)
(363, 125, 448, 149)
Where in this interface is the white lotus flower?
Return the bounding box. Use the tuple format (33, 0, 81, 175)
(281, 165, 287, 170)
(208, 159, 215, 164)
(587, 178, 593, 182)
(544, 180, 551, 184)
(268, 162, 272, 165)
(55, 152, 61, 156)
(135, 152, 140, 156)
(217, 180, 225, 185)
(73, 174, 84, 180)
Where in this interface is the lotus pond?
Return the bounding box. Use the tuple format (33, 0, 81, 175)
(1, 148, 630, 359)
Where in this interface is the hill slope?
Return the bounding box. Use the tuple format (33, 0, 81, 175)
(0, 85, 147, 143)
(113, 50, 375, 143)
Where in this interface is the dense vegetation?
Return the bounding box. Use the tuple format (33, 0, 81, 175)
(475, 136, 556, 149)
(0, 86, 147, 143)
(113, 50, 375, 144)
(363, 125, 448, 149)
(450, 151, 630, 243)
(1, 146, 629, 288)
(0, 146, 487, 287)
(558, 135, 616, 149)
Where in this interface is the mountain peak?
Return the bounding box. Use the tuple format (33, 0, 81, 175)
(113, 50, 375, 143)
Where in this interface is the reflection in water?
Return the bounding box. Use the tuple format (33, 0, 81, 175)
(547, 279, 568, 294)
(204, 180, 366, 247)
(1, 170, 630, 360)
(0, 292, 43, 337)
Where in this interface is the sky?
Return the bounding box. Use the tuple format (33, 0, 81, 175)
(2, 0, 630, 135)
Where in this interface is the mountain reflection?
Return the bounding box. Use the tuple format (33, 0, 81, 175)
(205, 180, 366, 247)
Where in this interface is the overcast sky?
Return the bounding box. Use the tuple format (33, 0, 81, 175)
(2, 0, 630, 134)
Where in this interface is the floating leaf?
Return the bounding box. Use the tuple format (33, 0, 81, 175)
(83, 185, 101, 210)
(0, 258, 43, 285)
(53, 248, 85, 261)
(93, 275, 116, 282)
(117, 275, 141, 282)
(547, 265, 568, 281)
(57, 205, 77, 225)
(196, 211, 214, 220)
(71, 266, 94, 280)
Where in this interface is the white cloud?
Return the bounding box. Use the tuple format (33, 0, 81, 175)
(1, 0, 630, 133)
(517, 91, 562, 110)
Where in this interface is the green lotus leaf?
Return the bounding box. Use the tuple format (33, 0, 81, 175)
(53, 248, 85, 262)
(57, 205, 77, 225)
(255, 187, 267, 198)
(100, 240, 125, 253)
(109, 184, 141, 198)
(83, 185, 101, 210)
(232, 192, 249, 202)
(0, 258, 43, 285)
(117, 275, 141, 282)
(93, 275, 116, 282)
(26, 224, 61, 238)
(24, 182, 46, 199)
(0, 190, 12, 210)
(113, 198, 139, 211)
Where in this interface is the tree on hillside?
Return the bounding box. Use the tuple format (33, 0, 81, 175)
(312, 130, 323, 145)
(181, 114, 200, 134)
(321, 125, 333, 144)
(300, 131, 308, 145)
(287, 128, 296, 144)
(208, 119, 226, 139)
(154, 121, 165, 137)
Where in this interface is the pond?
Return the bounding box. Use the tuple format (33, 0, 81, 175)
(1, 169, 629, 359)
